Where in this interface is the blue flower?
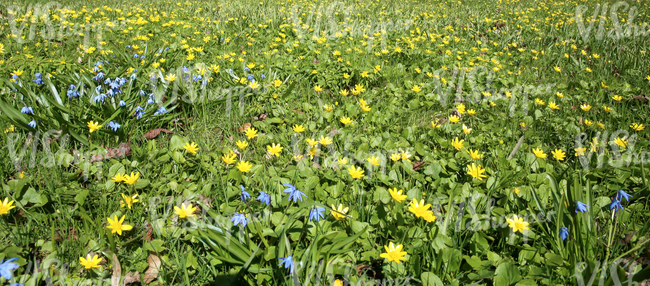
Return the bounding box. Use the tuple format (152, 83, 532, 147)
(134, 53, 139, 58)
(0, 257, 19, 280)
(575, 201, 589, 213)
(104, 78, 112, 85)
(182, 66, 189, 73)
(278, 256, 294, 274)
(92, 71, 105, 81)
(154, 107, 167, 115)
(609, 198, 624, 212)
(106, 121, 121, 132)
(247, 74, 254, 80)
(309, 207, 326, 221)
(130, 73, 137, 81)
(559, 227, 569, 242)
(35, 73, 42, 78)
(27, 120, 36, 128)
(240, 185, 250, 202)
(616, 190, 632, 202)
(282, 184, 307, 203)
(126, 45, 132, 49)
(93, 93, 107, 103)
(261, 74, 266, 79)
(139, 90, 146, 96)
(21, 106, 34, 114)
(95, 85, 102, 93)
(256, 191, 270, 206)
(119, 100, 127, 107)
(244, 67, 250, 72)
(231, 213, 249, 227)
(134, 106, 145, 119)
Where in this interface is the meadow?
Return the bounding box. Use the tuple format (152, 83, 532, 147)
(0, 0, 650, 285)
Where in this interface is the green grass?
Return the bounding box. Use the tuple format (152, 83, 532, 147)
(0, 0, 650, 285)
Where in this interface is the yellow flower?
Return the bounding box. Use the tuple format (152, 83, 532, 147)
(237, 161, 253, 173)
(612, 95, 622, 101)
(330, 204, 349, 220)
(580, 104, 592, 111)
(551, 149, 566, 161)
(174, 203, 196, 218)
(535, 98, 545, 106)
(338, 157, 348, 165)
(462, 125, 472, 134)
(556, 92, 564, 98)
(575, 147, 587, 156)
(292, 125, 305, 133)
(112, 173, 125, 183)
(340, 117, 353, 125)
(120, 193, 139, 209)
(348, 166, 365, 179)
(165, 73, 177, 82)
(306, 138, 318, 147)
(412, 85, 422, 92)
(87, 121, 100, 133)
(601, 82, 608, 88)
(318, 136, 332, 146)
(334, 280, 344, 286)
(548, 102, 560, 110)
(467, 163, 487, 180)
(422, 211, 437, 222)
(431, 121, 440, 128)
(584, 120, 593, 127)
(513, 187, 521, 194)
(615, 137, 628, 148)
(79, 254, 102, 269)
(236, 140, 249, 149)
(467, 109, 476, 115)
(245, 127, 259, 139)
(123, 172, 140, 185)
(448, 115, 460, 123)
(532, 148, 547, 159)
(106, 215, 133, 236)
(390, 153, 402, 161)
(389, 188, 407, 202)
(0, 198, 16, 215)
(314, 85, 323, 92)
(467, 149, 484, 160)
(603, 106, 612, 112)
(222, 152, 237, 165)
(408, 199, 432, 218)
(183, 142, 199, 154)
(249, 81, 260, 89)
(340, 89, 349, 96)
(506, 215, 530, 233)
(367, 156, 380, 166)
(553, 66, 561, 72)
(456, 104, 466, 115)
(401, 151, 411, 161)
(360, 104, 371, 112)
(379, 242, 408, 264)
(323, 104, 333, 112)
(451, 137, 464, 150)
(4, 125, 15, 133)
(630, 123, 645, 131)
(273, 79, 282, 88)
(267, 143, 283, 156)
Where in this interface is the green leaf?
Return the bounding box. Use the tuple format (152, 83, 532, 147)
(421, 272, 443, 286)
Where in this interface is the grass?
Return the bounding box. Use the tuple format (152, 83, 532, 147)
(0, 0, 650, 285)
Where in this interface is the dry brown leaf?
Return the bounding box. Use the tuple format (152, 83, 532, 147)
(144, 128, 173, 140)
(143, 254, 162, 284)
(237, 123, 252, 132)
(111, 253, 121, 286)
(123, 271, 141, 285)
